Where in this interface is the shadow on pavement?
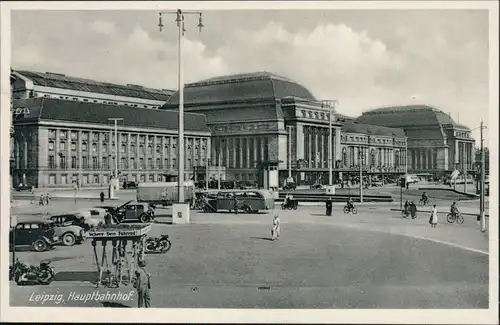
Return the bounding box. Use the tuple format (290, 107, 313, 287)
(154, 218, 173, 225)
(54, 271, 98, 282)
(101, 301, 131, 308)
(251, 237, 274, 241)
(311, 213, 328, 217)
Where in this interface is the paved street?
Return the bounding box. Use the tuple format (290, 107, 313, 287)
(9, 199, 489, 308)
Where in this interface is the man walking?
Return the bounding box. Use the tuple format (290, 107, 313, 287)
(133, 260, 151, 308)
(271, 213, 280, 240)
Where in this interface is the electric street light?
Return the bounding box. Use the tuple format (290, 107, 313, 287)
(108, 118, 123, 192)
(158, 9, 203, 204)
(321, 100, 338, 186)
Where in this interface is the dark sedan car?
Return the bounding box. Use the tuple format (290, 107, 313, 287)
(9, 220, 58, 252)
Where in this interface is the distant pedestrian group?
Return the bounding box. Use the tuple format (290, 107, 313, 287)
(404, 200, 418, 219)
(38, 193, 51, 205)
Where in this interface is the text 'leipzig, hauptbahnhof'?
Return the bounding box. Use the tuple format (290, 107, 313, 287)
(10, 69, 475, 189)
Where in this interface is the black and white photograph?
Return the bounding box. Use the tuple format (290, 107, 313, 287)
(1, 1, 498, 324)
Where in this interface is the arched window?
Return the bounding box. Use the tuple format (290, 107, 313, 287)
(395, 151, 400, 167)
(370, 149, 376, 167)
(139, 145, 145, 154)
(92, 143, 97, 153)
(120, 144, 126, 153)
(48, 140, 55, 151)
(147, 144, 153, 154)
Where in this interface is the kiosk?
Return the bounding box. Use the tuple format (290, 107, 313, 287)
(87, 224, 151, 287)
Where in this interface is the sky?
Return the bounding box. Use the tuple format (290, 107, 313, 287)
(10, 9, 491, 142)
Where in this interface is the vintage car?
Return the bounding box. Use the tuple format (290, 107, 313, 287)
(49, 212, 99, 231)
(110, 201, 155, 223)
(48, 215, 87, 246)
(122, 181, 138, 189)
(93, 205, 118, 214)
(9, 219, 58, 252)
(72, 208, 107, 226)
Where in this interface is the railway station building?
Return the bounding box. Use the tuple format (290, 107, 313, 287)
(356, 105, 475, 179)
(162, 72, 408, 188)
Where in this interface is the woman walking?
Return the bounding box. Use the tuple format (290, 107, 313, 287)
(430, 204, 438, 227)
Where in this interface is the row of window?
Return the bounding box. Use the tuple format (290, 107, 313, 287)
(47, 155, 207, 170)
(37, 93, 161, 109)
(48, 129, 207, 146)
(48, 140, 207, 156)
(47, 173, 186, 185)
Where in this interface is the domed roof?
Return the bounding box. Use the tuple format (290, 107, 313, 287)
(357, 105, 470, 130)
(164, 71, 316, 106)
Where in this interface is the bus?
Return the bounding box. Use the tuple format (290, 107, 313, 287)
(203, 189, 275, 214)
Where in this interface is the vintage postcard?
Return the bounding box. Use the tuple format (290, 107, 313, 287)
(1, 1, 498, 324)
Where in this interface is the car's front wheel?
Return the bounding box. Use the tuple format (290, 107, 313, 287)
(32, 239, 48, 252)
(62, 232, 76, 246)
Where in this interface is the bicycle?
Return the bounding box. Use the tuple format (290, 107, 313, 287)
(419, 198, 433, 206)
(446, 212, 464, 224)
(343, 205, 357, 215)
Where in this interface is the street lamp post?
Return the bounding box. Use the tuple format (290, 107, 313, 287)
(479, 120, 486, 232)
(322, 100, 338, 186)
(108, 118, 123, 191)
(158, 9, 203, 204)
(358, 146, 366, 203)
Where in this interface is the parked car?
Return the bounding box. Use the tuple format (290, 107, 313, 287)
(110, 201, 155, 223)
(372, 180, 384, 187)
(9, 220, 58, 252)
(48, 215, 86, 246)
(123, 181, 138, 189)
(72, 208, 107, 226)
(93, 205, 118, 214)
(15, 184, 32, 191)
(49, 213, 98, 231)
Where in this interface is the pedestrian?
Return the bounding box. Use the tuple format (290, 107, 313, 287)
(325, 197, 332, 216)
(233, 194, 239, 215)
(39, 194, 45, 206)
(409, 201, 417, 219)
(271, 213, 281, 241)
(45, 193, 51, 205)
(429, 204, 438, 227)
(100, 191, 105, 203)
(133, 260, 151, 308)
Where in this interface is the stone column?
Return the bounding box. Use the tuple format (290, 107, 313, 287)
(335, 128, 341, 162)
(260, 137, 265, 165)
(225, 138, 230, 168)
(320, 131, 324, 168)
(232, 138, 237, 168)
(308, 127, 312, 168)
(253, 137, 258, 169)
(238, 137, 243, 169)
(296, 124, 304, 160)
(246, 138, 250, 168)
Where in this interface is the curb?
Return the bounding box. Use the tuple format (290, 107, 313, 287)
(390, 208, 488, 218)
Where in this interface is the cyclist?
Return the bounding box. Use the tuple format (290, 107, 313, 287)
(421, 192, 428, 205)
(346, 197, 354, 212)
(450, 201, 460, 219)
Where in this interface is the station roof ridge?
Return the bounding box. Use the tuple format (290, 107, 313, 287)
(13, 69, 175, 101)
(342, 119, 406, 138)
(13, 97, 210, 132)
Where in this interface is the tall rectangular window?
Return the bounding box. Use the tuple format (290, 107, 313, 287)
(48, 156, 55, 169)
(71, 156, 77, 169)
(82, 157, 88, 169)
(92, 157, 98, 169)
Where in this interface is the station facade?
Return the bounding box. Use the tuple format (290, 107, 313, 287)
(162, 72, 408, 188)
(14, 69, 473, 189)
(356, 105, 475, 179)
(11, 98, 210, 188)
